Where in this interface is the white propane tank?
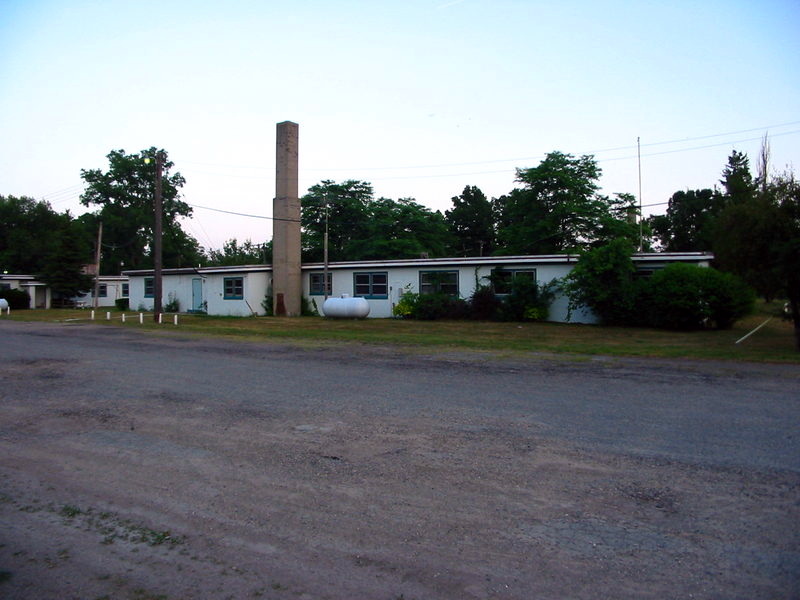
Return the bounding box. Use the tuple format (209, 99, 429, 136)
(322, 294, 370, 319)
(0, 298, 8, 311)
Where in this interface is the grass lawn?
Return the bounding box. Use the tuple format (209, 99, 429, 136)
(3, 302, 798, 363)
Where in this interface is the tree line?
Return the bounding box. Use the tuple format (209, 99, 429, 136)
(1, 143, 798, 343)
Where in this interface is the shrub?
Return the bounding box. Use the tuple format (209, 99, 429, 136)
(469, 285, 502, 320)
(648, 263, 754, 330)
(392, 290, 418, 318)
(563, 238, 640, 325)
(301, 296, 319, 316)
(262, 290, 273, 316)
(497, 276, 556, 322)
(0, 288, 30, 310)
(413, 293, 468, 320)
(115, 298, 130, 311)
(393, 291, 468, 320)
(164, 292, 180, 313)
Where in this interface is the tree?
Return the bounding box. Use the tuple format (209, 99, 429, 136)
(80, 148, 204, 273)
(39, 220, 94, 301)
(207, 238, 272, 266)
(720, 150, 756, 205)
(346, 197, 451, 260)
(444, 185, 495, 256)
(494, 151, 636, 254)
(648, 188, 723, 252)
(0, 195, 73, 274)
(301, 180, 452, 261)
(715, 165, 800, 348)
(301, 180, 372, 262)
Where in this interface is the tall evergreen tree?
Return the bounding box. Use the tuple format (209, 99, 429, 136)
(720, 150, 756, 205)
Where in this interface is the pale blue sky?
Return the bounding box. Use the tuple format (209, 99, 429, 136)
(1, 0, 798, 250)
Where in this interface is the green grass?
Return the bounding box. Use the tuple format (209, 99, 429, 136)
(3, 303, 798, 363)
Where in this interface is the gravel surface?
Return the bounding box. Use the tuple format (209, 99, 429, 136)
(1, 320, 798, 599)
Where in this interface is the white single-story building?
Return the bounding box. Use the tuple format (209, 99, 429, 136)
(0, 274, 51, 309)
(73, 275, 130, 308)
(0, 273, 130, 309)
(123, 252, 713, 323)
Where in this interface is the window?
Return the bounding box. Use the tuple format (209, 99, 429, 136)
(309, 272, 332, 296)
(92, 284, 108, 298)
(419, 271, 459, 296)
(122, 283, 129, 297)
(491, 268, 536, 294)
(354, 272, 388, 299)
(144, 277, 154, 298)
(223, 277, 244, 299)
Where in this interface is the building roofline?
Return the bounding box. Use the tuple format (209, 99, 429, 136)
(122, 252, 714, 276)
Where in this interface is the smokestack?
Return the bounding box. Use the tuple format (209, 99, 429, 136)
(272, 121, 301, 316)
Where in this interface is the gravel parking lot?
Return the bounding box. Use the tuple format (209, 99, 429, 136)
(1, 320, 798, 599)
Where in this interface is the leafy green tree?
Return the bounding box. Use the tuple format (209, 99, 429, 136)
(444, 185, 495, 256)
(301, 180, 372, 262)
(714, 168, 800, 348)
(713, 196, 784, 301)
(648, 188, 723, 252)
(0, 195, 73, 273)
(301, 180, 451, 261)
(346, 197, 451, 260)
(494, 152, 636, 254)
(207, 238, 272, 266)
(80, 148, 204, 273)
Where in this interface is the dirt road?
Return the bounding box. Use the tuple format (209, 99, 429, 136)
(1, 320, 798, 599)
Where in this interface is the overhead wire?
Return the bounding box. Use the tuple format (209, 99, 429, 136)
(179, 119, 800, 176)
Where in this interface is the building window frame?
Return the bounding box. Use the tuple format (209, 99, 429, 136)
(144, 277, 154, 298)
(353, 272, 388, 299)
(309, 272, 333, 296)
(122, 283, 129, 297)
(419, 270, 460, 296)
(223, 276, 244, 300)
(490, 268, 537, 295)
(92, 284, 108, 298)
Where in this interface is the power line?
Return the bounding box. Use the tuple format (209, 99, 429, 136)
(179, 120, 800, 174)
(188, 202, 301, 223)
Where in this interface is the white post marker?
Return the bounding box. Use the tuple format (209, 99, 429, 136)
(139, 313, 144, 324)
(121, 313, 126, 323)
(173, 314, 178, 325)
(158, 313, 162, 324)
(91, 310, 95, 320)
(106, 311, 111, 320)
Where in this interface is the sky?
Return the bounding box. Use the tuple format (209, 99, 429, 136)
(1, 0, 799, 252)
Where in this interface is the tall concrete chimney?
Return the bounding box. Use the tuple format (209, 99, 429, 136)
(272, 121, 301, 316)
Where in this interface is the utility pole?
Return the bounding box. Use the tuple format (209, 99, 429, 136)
(92, 221, 103, 309)
(153, 151, 164, 322)
(323, 195, 329, 301)
(637, 136, 643, 252)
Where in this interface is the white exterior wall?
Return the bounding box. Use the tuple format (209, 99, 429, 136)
(126, 253, 711, 323)
(73, 277, 129, 308)
(128, 272, 270, 316)
(204, 273, 270, 317)
(302, 262, 598, 323)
